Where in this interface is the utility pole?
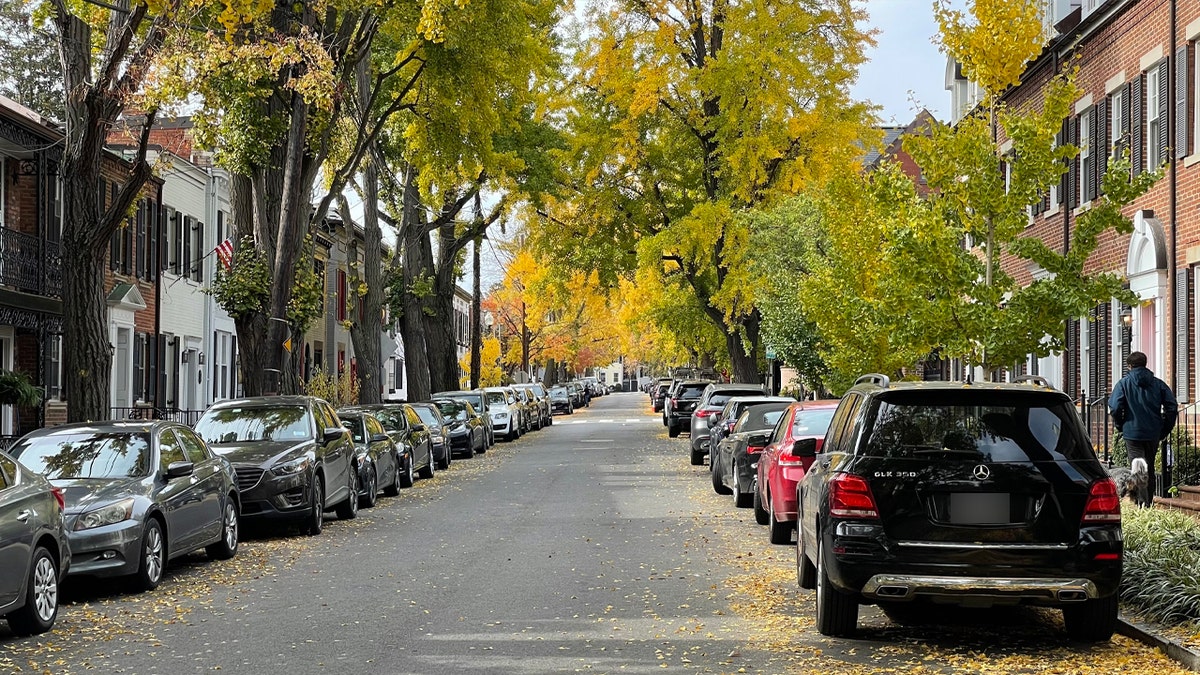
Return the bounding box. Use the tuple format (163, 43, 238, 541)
(470, 231, 482, 389)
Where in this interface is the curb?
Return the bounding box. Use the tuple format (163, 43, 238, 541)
(1118, 616, 1200, 671)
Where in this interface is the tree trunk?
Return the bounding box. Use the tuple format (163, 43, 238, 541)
(470, 236, 482, 389)
(725, 313, 761, 384)
(61, 219, 111, 422)
(399, 168, 432, 401)
(347, 59, 384, 405)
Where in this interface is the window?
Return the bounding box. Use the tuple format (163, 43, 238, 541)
(394, 359, 403, 391)
(158, 430, 186, 471)
(1111, 87, 1125, 156)
(45, 335, 61, 400)
(336, 269, 347, 321)
(1148, 65, 1162, 168)
(176, 428, 209, 463)
(314, 259, 326, 314)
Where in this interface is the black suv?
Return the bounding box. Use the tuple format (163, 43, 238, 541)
(664, 380, 710, 439)
(795, 374, 1122, 640)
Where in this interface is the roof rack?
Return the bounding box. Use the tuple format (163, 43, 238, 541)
(854, 373, 891, 388)
(1013, 375, 1051, 388)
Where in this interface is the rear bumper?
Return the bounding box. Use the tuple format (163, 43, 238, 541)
(860, 574, 1103, 603)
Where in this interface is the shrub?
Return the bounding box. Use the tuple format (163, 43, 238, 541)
(1120, 504, 1200, 625)
(303, 369, 360, 408)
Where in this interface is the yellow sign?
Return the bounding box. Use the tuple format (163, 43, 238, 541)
(282, 337, 293, 353)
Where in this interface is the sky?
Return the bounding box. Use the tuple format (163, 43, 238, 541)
(851, 0, 951, 124)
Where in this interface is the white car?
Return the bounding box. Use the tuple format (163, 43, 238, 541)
(484, 387, 521, 441)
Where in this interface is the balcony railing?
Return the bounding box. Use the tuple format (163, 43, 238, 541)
(0, 228, 62, 298)
(110, 407, 206, 427)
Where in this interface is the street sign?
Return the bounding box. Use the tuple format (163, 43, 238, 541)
(282, 337, 293, 353)
(765, 345, 776, 360)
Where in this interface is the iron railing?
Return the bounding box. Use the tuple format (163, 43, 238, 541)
(110, 407, 206, 427)
(1076, 392, 1200, 496)
(0, 228, 62, 297)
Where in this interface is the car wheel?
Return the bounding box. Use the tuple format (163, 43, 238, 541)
(768, 497, 792, 545)
(733, 463, 753, 508)
(507, 426, 518, 441)
(753, 481, 770, 525)
(1062, 593, 1118, 641)
(383, 453, 403, 497)
(796, 507, 816, 589)
(6, 546, 58, 636)
(336, 468, 359, 520)
(206, 496, 240, 560)
(668, 422, 680, 438)
(305, 474, 325, 535)
(360, 465, 378, 509)
(546, 414, 553, 426)
(130, 518, 165, 592)
(438, 445, 452, 470)
(398, 455, 415, 489)
(418, 452, 435, 480)
(815, 535, 858, 637)
(689, 447, 704, 465)
(711, 460, 732, 495)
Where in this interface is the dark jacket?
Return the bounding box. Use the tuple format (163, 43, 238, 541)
(1109, 367, 1179, 442)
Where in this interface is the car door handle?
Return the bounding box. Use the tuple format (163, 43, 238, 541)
(15, 510, 31, 523)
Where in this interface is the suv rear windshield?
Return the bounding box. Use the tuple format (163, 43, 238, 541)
(709, 389, 765, 406)
(680, 384, 707, 398)
(860, 392, 1094, 462)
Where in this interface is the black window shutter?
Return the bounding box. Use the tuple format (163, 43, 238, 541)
(148, 202, 158, 282)
(133, 334, 143, 403)
(1132, 76, 1144, 176)
(1086, 106, 1098, 202)
(196, 221, 205, 283)
(1179, 45, 1191, 159)
(1096, 99, 1108, 195)
(1178, 267, 1191, 402)
(1057, 127, 1067, 204)
(148, 331, 158, 405)
(136, 201, 146, 279)
(1159, 59, 1170, 165)
(171, 338, 180, 407)
(183, 216, 193, 281)
(1067, 116, 1079, 208)
(124, 217, 133, 275)
(109, 228, 119, 271)
(1065, 319, 1079, 399)
(156, 335, 167, 408)
(174, 213, 184, 276)
(1088, 306, 1100, 396)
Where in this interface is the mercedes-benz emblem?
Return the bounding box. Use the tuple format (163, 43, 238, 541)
(972, 465, 991, 480)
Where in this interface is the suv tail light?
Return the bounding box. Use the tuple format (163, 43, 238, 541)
(1081, 478, 1121, 524)
(747, 445, 765, 455)
(50, 485, 65, 511)
(694, 409, 716, 419)
(779, 445, 804, 466)
(829, 474, 879, 519)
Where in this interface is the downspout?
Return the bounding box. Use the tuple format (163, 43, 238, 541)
(1169, 0, 1179, 390)
(154, 179, 163, 412)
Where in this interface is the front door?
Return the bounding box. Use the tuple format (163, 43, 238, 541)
(114, 328, 131, 408)
(0, 332, 12, 434)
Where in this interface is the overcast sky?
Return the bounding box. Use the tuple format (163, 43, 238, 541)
(851, 0, 951, 124)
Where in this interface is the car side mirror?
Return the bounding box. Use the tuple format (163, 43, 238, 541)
(370, 433, 389, 443)
(792, 438, 819, 458)
(164, 461, 194, 480)
(412, 424, 427, 433)
(323, 427, 346, 443)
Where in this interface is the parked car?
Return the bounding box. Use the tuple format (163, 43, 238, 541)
(581, 377, 604, 397)
(510, 387, 541, 432)
(349, 403, 431, 482)
(664, 380, 710, 441)
(484, 387, 521, 441)
(689, 383, 769, 463)
(12, 421, 239, 592)
(709, 396, 796, 449)
(549, 386, 573, 415)
(566, 382, 588, 409)
(0, 450, 69, 636)
(336, 409, 403, 508)
(431, 398, 487, 457)
(757, 400, 839, 544)
(408, 403, 449, 475)
(651, 380, 672, 412)
(194, 396, 358, 536)
(514, 383, 553, 427)
(711, 402, 792, 507)
(795, 374, 1122, 640)
(433, 390, 495, 448)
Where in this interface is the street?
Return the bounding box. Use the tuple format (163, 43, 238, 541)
(0, 393, 1189, 674)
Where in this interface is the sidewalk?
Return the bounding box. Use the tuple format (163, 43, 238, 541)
(1119, 615, 1200, 671)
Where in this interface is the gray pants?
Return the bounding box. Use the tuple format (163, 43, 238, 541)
(1126, 438, 1158, 507)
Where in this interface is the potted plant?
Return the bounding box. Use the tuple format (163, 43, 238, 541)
(0, 370, 43, 437)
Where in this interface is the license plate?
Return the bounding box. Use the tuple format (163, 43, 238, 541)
(949, 493, 1010, 525)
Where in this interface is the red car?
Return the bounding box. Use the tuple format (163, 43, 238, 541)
(755, 400, 838, 545)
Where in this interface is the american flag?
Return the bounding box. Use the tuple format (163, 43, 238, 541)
(214, 239, 234, 272)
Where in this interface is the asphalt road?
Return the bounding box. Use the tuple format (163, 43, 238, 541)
(0, 392, 1191, 674)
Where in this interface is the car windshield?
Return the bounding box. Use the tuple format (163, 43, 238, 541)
(487, 391, 506, 404)
(371, 409, 406, 432)
(709, 390, 763, 406)
(792, 409, 836, 437)
(550, 387, 568, 397)
(414, 407, 442, 427)
(340, 417, 366, 443)
(436, 402, 468, 421)
(12, 432, 151, 479)
(861, 393, 1093, 461)
(195, 406, 312, 444)
(735, 408, 787, 432)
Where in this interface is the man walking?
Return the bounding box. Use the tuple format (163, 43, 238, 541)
(1109, 351, 1179, 507)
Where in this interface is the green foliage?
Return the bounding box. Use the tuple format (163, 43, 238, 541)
(0, 369, 43, 407)
(211, 235, 322, 333)
(0, 0, 63, 119)
(1121, 505, 1200, 625)
(302, 369, 359, 408)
